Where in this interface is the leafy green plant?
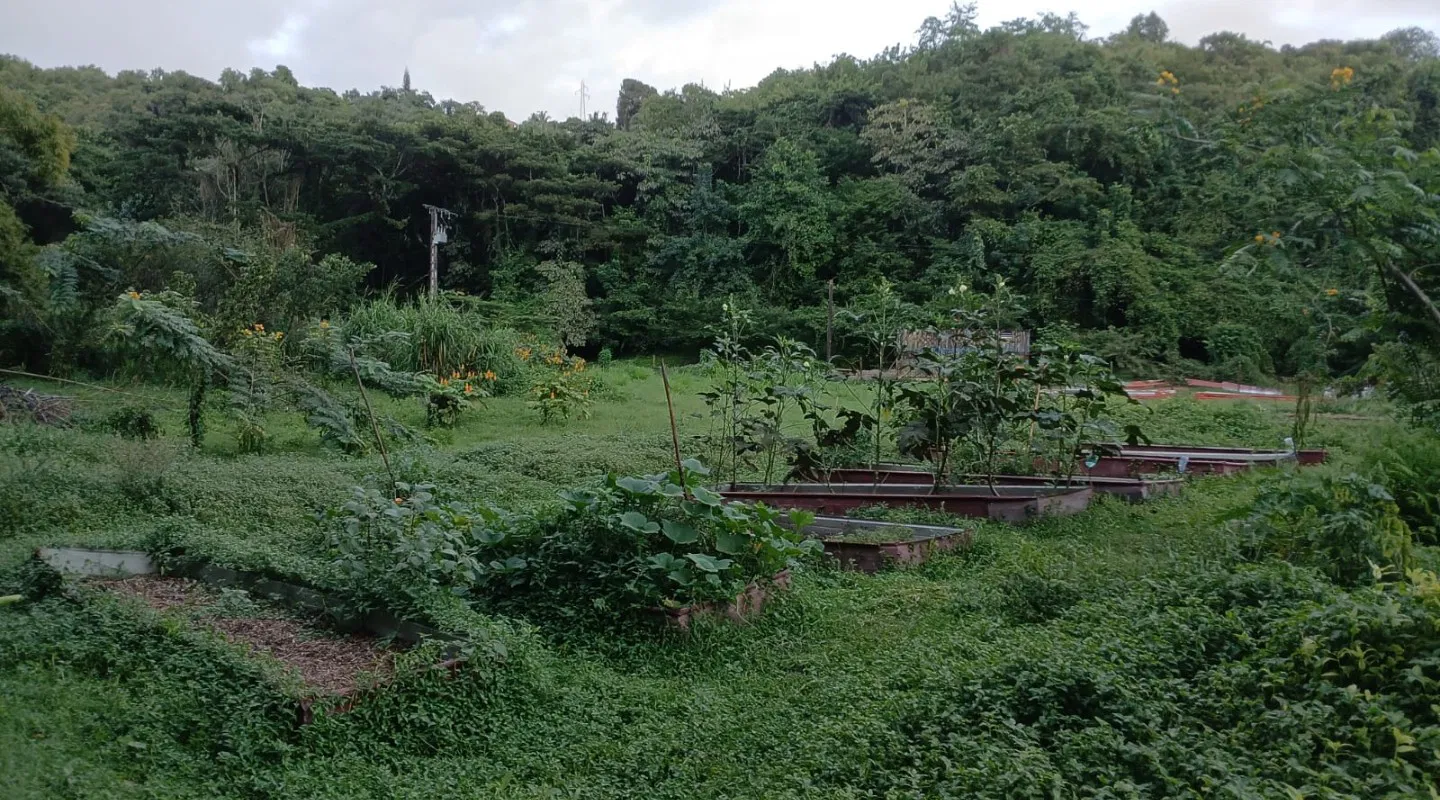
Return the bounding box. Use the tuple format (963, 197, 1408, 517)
(1031, 341, 1141, 481)
(525, 348, 593, 424)
(897, 281, 1036, 489)
(1238, 471, 1415, 586)
(839, 279, 919, 477)
(421, 371, 490, 428)
(325, 482, 527, 615)
(97, 405, 161, 440)
(532, 461, 821, 610)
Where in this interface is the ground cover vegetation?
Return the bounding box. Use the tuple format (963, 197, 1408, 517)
(2, 5, 1440, 799)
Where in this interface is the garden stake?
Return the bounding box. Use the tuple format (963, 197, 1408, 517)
(659, 361, 688, 496)
(348, 346, 397, 493)
(0, 367, 179, 409)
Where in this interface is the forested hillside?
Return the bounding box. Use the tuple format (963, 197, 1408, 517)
(3, 6, 1439, 384)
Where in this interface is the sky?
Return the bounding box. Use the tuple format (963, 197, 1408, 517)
(2, 0, 1437, 120)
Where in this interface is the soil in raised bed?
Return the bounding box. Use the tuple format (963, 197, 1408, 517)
(96, 575, 393, 696)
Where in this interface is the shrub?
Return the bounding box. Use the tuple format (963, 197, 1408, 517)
(1238, 471, 1414, 586)
(524, 348, 594, 424)
(324, 482, 528, 615)
(341, 297, 527, 393)
(97, 405, 161, 440)
(1361, 429, 1440, 545)
(506, 461, 821, 620)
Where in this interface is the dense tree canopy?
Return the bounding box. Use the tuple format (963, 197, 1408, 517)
(2, 6, 1439, 381)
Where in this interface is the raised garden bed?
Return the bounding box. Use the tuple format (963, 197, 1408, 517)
(35, 547, 464, 724)
(718, 483, 1092, 523)
(800, 516, 971, 573)
(1115, 443, 1326, 465)
(97, 575, 395, 698)
(804, 467, 1181, 502)
(1076, 455, 1249, 478)
(658, 570, 791, 631)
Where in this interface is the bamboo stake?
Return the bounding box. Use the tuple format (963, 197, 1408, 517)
(659, 361, 687, 494)
(0, 367, 179, 408)
(348, 347, 396, 492)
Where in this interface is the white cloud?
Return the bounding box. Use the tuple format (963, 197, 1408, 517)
(1, 0, 1436, 120)
(248, 13, 311, 61)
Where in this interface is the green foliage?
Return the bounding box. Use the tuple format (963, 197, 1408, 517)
(3, 371, 1440, 797)
(525, 349, 594, 425)
(1239, 471, 1415, 585)
(509, 461, 821, 620)
(96, 405, 161, 440)
(342, 297, 527, 393)
(325, 482, 527, 616)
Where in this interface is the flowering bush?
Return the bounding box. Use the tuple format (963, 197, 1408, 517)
(523, 346, 593, 424)
(422, 370, 493, 427)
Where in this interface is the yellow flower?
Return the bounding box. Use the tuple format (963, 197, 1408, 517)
(549, 391, 556, 400)
(127, 290, 141, 300)
(319, 319, 330, 329)
(1326, 288, 1339, 296)
(242, 329, 253, 337)
(1171, 87, 1180, 95)
(1254, 234, 1265, 243)
(274, 332, 284, 341)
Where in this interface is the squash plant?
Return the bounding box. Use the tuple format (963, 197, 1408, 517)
(545, 459, 821, 610)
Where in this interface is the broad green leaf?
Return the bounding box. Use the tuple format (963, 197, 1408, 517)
(616, 476, 657, 495)
(715, 531, 748, 555)
(691, 486, 724, 506)
(661, 519, 699, 544)
(619, 511, 659, 534)
(686, 553, 731, 573)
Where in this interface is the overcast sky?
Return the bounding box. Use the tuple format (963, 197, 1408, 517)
(2, 1, 1437, 120)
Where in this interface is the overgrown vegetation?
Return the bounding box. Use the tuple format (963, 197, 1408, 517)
(2, 7, 1440, 799)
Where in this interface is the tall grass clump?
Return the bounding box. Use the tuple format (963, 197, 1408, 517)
(342, 297, 527, 393)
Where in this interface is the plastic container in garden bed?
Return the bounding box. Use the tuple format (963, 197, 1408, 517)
(717, 483, 1092, 523)
(657, 570, 791, 631)
(800, 516, 971, 573)
(803, 467, 1182, 502)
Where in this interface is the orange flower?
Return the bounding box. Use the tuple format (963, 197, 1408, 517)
(1325, 288, 1339, 296)
(484, 370, 496, 381)
(127, 290, 141, 300)
(255, 323, 264, 332)
(464, 384, 474, 394)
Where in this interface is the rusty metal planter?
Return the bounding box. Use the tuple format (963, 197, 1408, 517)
(801, 516, 971, 573)
(1078, 456, 1250, 478)
(718, 483, 1093, 523)
(806, 467, 1182, 502)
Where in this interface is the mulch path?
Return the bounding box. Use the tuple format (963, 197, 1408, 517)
(97, 576, 394, 695)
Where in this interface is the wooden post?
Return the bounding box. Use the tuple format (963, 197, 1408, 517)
(428, 208, 438, 300)
(826, 278, 835, 362)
